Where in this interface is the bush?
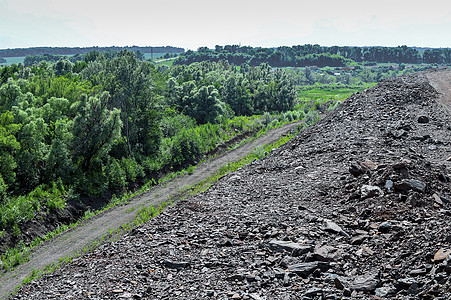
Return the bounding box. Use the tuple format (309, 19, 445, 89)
(261, 112, 272, 126)
(269, 119, 279, 128)
(170, 128, 202, 167)
(187, 165, 194, 175)
(107, 159, 126, 191)
(45, 182, 66, 210)
(0, 175, 7, 200)
(0, 195, 36, 230)
(121, 157, 144, 183)
(304, 110, 320, 126)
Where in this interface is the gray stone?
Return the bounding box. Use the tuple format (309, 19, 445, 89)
(378, 221, 391, 233)
(228, 274, 245, 281)
(268, 240, 313, 257)
(407, 282, 419, 295)
(351, 235, 368, 245)
(432, 193, 443, 206)
(349, 163, 365, 177)
(348, 272, 379, 292)
(385, 180, 394, 192)
(162, 259, 190, 270)
(280, 256, 301, 268)
(394, 179, 426, 193)
(313, 245, 337, 261)
(375, 285, 396, 298)
(303, 288, 323, 297)
(361, 185, 383, 199)
(409, 268, 427, 276)
(228, 175, 241, 183)
(334, 277, 345, 290)
(396, 277, 418, 290)
(391, 129, 407, 138)
(417, 115, 430, 123)
(288, 262, 329, 277)
(324, 220, 349, 237)
(249, 293, 264, 300)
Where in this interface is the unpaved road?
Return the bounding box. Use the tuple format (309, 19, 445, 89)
(0, 121, 303, 299)
(426, 70, 451, 112)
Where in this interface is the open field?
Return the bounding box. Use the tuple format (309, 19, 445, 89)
(1, 56, 26, 66)
(297, 85, 374, 104)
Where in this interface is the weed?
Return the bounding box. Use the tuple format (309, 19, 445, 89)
(187, 165, 195, 175)
(12, 223, 21, 236)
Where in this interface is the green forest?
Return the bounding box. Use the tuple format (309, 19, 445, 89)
(175, 44, 451, 66)
(0, 45, 438, 269)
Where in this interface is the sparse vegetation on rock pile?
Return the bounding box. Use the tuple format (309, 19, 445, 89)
(13, 71, 451, 299)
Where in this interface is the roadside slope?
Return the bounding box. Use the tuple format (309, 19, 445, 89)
(0, 120, 303, 299)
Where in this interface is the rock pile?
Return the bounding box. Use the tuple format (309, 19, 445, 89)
(13, 71, 451, 299)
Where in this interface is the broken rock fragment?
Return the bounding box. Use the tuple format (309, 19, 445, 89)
(360, 185, 383, 199)
(394, 179, 426, 193)
(268, 240, 313, 257)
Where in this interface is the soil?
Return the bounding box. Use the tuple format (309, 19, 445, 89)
(0, 119, 303, 299)
(5, 70, 451, 299)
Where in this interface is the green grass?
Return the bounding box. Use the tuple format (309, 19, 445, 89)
(295, 84, 374, 113)
(144, 53, 172, 60)
(298, 85, 372, 102)
(0, 182, 67, 233)
(154, 58, 176, 67)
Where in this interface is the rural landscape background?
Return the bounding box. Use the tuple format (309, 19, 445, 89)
(1, 0, 451, 299)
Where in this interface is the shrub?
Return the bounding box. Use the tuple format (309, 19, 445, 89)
(269, 119, 279, 128)
(45, 182, 66, 210)
(261, 112, 272, 126)
(304, 110, 320, 126)
(121, 157, 144, 183)
(107, 159, 126, 191)
(0, 195, 35, 230)
(170, 128, 201, 167)
(187, 165, 194, 175)
(0, 175, 6, 200)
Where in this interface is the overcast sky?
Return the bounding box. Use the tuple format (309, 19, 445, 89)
(1, 0, 451, 50)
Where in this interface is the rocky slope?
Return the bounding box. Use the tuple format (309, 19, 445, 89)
(12, 71, 451, 299)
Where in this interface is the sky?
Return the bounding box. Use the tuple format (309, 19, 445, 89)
(1, 0, 451, 50)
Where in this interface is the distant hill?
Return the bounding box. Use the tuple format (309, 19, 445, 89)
(0, 46, 184, 58)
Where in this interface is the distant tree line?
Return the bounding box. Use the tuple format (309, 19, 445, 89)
(175, 45, 451, 66)
(22, 50, 149, 67)
(0, 46, 184, 58)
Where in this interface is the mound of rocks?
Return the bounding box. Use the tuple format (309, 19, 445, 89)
(13, 71, 451, 299)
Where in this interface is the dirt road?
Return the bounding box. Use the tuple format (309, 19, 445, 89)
(426, 70, 451, 112)
(0, 121, 303, 299)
